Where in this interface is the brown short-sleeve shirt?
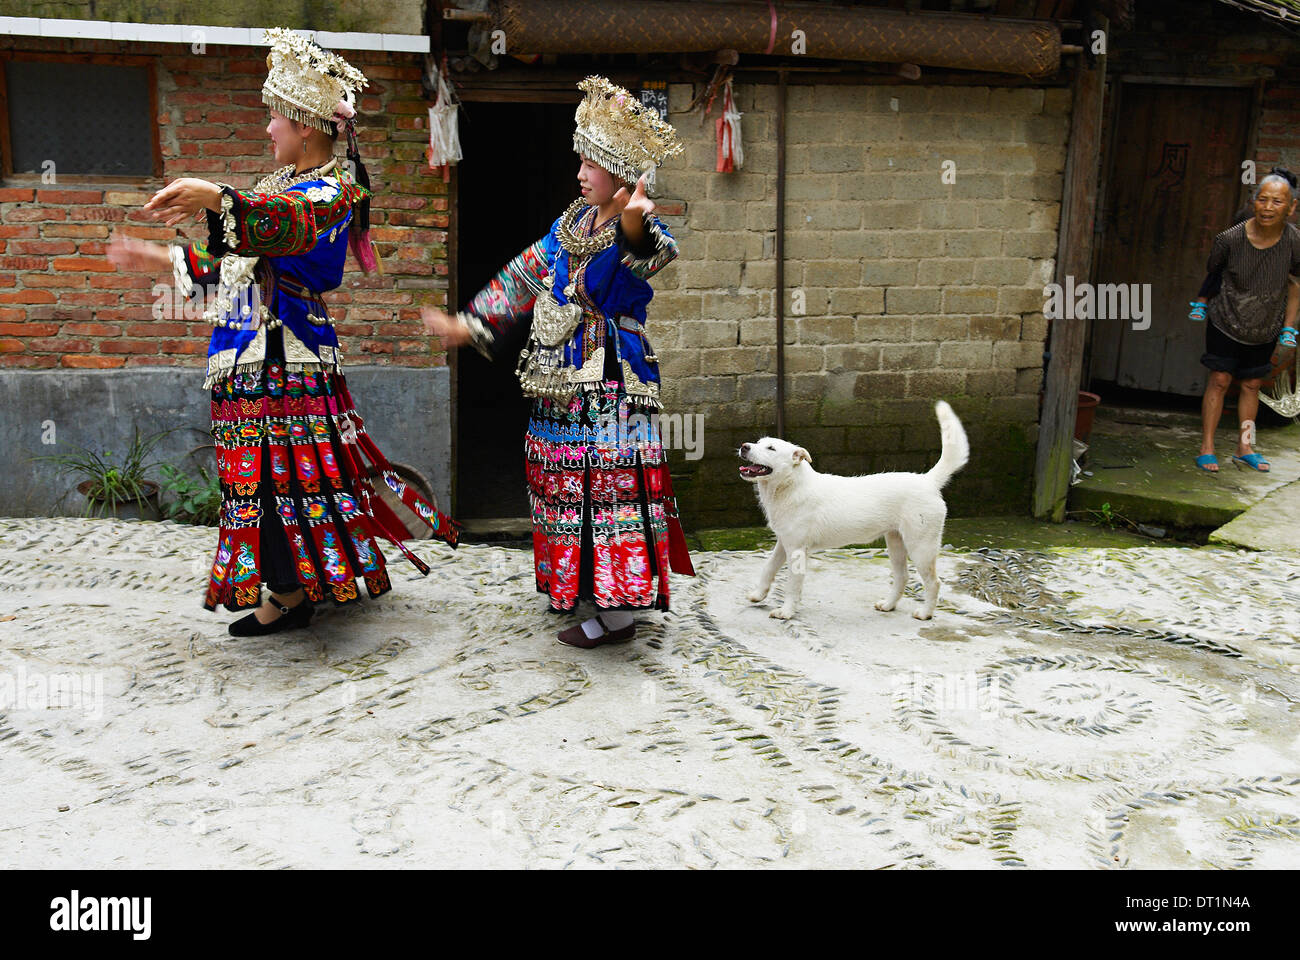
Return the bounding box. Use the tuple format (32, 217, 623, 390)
(1206, 221, 1300, 345)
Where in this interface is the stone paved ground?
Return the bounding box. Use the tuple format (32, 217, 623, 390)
(1, 518, 1298, 869)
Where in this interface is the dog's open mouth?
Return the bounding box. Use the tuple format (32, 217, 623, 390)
(739, 463, 772, 478)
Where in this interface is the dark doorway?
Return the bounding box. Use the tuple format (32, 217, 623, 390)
(1089, 82, 1254, 396)
(455, 99, 576, 520)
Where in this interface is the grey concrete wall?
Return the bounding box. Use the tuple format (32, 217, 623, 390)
(0, 366, 451, 518)
(650, 81, 1068, 521)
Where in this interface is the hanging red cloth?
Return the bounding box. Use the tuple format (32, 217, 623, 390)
(714, 78, 743, 173)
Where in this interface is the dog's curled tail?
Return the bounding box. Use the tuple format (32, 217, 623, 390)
(926, 400, 969, 489)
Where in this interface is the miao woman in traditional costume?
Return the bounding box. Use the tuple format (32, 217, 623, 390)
(422, 77, 694, 648)
(108, 29, 460, 636)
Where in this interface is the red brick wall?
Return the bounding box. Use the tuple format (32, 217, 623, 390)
(0, 38, 448, 372)
(1257, 84, 1300, 176)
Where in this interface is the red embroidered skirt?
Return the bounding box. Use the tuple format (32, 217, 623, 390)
(205, 359, 460, 612)
(525, 381, 694, 613)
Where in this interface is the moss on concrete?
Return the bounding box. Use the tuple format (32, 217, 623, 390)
(1208, 479, 1300, 552)
(1069, 417, 1300, 531)
(688, 527, 775, 552)
(942, 515, 1184, 550)
(945, 419, 1036, 517)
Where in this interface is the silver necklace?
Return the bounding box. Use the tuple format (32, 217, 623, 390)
(557, 199, 617, 257)
(255, 158, 338, 195)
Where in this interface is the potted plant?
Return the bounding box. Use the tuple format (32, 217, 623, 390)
(35, 428, 169, 520)
(158, 460, 223, 526)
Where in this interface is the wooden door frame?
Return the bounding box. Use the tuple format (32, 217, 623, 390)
(1032, 26, 1107, 521)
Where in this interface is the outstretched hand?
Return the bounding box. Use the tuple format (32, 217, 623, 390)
(106, 234, 170, 274)
(143, 177, 223, 227)
(420, 306, 471, 347)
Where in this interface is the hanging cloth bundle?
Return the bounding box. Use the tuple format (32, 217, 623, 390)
(1261, 354, 1300, 418)
(336, 101, 382, 275)
(427, 55, 463, 183)
(715, 76, 743, 173)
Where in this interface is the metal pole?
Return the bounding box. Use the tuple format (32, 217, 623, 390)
(775, 66, 787, 439)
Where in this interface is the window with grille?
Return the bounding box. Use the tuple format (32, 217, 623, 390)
(2, 57, 159, 179)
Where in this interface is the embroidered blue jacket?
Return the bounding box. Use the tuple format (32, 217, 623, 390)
(169, 167, 365, 387)
(462, 204, 678, 405)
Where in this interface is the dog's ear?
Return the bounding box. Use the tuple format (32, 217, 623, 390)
(793, 446, 812, 465)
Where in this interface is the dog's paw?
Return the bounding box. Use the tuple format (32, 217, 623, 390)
(747, 588, 769, 603)
(911, 609, 934, 621)
(874, 599, 897, 612)
(769, 608, 794, 620)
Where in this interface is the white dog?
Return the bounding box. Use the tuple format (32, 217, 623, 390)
(738, 401, 969, 621)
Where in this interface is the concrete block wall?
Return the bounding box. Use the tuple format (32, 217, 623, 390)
(652, 80, 1070, 526)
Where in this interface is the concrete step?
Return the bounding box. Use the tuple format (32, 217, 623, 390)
(1094, 404, 1203, 430)
(1068, 417, 1300, 533)
(1208, 479, 1300, 552)
(458, 516, 532, 540)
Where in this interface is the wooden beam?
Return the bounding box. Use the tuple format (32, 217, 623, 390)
(448, 61, 1070, 87)
(1032, 14, 1108, 521)
(488, 0, 1064, 78)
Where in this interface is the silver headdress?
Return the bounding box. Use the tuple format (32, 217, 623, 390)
(572, 76, 683, 189)
(261, 27, 368, 134)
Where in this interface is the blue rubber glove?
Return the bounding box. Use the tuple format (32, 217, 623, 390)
(1280, 326, 1298, 347)
(1188, 301, 1207, 322)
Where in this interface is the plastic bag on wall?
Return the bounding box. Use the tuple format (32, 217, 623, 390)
(427, 56, 463, 181)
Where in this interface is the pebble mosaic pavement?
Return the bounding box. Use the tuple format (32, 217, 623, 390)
(1, 518, 1298, 868)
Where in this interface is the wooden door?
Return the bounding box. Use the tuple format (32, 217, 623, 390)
(1090, 83, 1253, 396)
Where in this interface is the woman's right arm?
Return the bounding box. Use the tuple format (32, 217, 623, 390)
(1205, 233, 1229, 279)
(108, 233, 226, 311)
(422, 226, 559, 360)
(1191, 234, 1231, 318)
(106, 235, 171, 275)
(166, 239, 223, 299)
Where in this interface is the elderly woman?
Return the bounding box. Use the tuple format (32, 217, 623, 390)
(108, 28, 459, 636)
(422, 76, 694, 648)
(1192, 173, 1300, 473)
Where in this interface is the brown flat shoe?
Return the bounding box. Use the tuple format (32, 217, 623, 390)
(557, 614, 636, 649)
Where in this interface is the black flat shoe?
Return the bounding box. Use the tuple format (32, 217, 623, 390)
(556, 614, 636, 649)
(228, 593, 314, 637)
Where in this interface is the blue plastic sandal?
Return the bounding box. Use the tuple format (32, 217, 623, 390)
(1189, 301, 1207, 322)
(1231, 453, 1270, 471)
(1280, 326, 1297, 347)
(1195, 454, 1218, 472)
